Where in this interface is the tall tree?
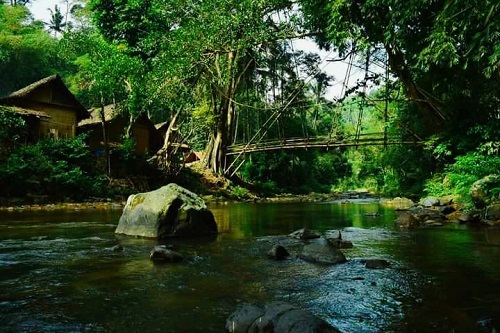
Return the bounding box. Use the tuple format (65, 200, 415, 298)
(62, 28, 143, 174)
(0, 5, 66, 95)
(47, 5, 67, 36)
(299, 0, 500, 141)
(90, 0, 307, 175)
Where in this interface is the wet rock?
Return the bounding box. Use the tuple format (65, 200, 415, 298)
(421, 196, 440, 207)
(115, 183, 218, 238)
(380, 197, 414, 210)
(298, 238, 347, 265)
(288, 228, 321, 240)
(458, 213, 481, 224)
(396, 211, 421, 229)
(267, 245, 290, 260)
(226, 304, 265, 333)
(485, 202, 500, 220)
(225, 302, 341, 333)
(423, 220, 444, 227)
(365, 259, 390, 269)
(325, 231, 354, 249)
(109, 245, 123, 252)
(470, 175, 500, 208)
(150, 245, 183, 263)
(409, 206, 444, 222)
(438, 205, 456, 215)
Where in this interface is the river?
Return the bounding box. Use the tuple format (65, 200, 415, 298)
(1, 201, 499, 332)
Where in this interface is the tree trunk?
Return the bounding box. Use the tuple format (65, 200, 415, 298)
(149, 109, 181, 175)
(385, 44, 447, 132)
(204, 51, 238, 175)
(99, 103, 110, 176)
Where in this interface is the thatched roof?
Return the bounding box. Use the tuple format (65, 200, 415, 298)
(0, 105, 50, 118)
(78, 104, 120, 127)
(0, 74, 89, 120)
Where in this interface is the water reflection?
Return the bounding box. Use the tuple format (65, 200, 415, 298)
(0, 203, 499, 332)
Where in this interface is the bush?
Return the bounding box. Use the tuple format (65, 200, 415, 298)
(424, 149, 500, 207)
(0, 108, 27, 160)
(0, 136, 106, 201)
(229, 185, 251, 199)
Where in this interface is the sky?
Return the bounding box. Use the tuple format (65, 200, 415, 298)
(28, 0, 61, 23)
(27, 0, 369, 101)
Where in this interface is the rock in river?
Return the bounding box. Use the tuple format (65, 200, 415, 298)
(288, 228, 321, 240)
(150, 245, 183, 263)
(267, 245, 290, 260)
(225, 302, 341, 333)
(298, 238, 347, 265)
(115, 183, 217, 238)
(365, 259, 390, 269)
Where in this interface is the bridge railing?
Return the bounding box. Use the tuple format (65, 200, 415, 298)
(227, 132, 421, 155)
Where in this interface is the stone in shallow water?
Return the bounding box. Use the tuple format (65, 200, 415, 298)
(288, 228, 321, 240)
(225, 302, 341, 333)
(365, 259, 390, 269)
(115, 183, 217, 238)
(267, 245, 290, 260)
(150, 245, 183, 263)
(298, 238, 347, 265)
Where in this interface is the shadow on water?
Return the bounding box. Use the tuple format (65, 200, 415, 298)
(0, 202, 499, 332)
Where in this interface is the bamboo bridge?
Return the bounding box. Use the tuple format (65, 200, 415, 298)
(227, 132, 421, 155)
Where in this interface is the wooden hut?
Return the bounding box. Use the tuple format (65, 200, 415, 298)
(78, 104, 163, 155)
(0, 74, 89, 141)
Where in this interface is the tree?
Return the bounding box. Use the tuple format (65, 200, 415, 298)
(0, 5, 67, 96)
(62, 28, 143, 175)
(299, 0, 500, 142)
(47, 5, 67, 37)
(90, 0, 307, 175)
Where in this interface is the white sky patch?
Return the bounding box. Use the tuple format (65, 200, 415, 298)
(28, 0, 60, 23)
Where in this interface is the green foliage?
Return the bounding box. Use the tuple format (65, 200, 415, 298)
(229, 186, 251, 200)
(0, 5, 69, 96)
(0, 136, 106, 201)
(239, 150, 350, 194)
(0, 108, 26, 159)
(425, 149, 500, 206)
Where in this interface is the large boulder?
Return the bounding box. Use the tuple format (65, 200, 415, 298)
(225, 302, 341, 333)
(470, 175, 500, 208)
(115, 183, 217, 238)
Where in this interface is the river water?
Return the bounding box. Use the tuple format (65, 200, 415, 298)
(1, 201, 500, 332)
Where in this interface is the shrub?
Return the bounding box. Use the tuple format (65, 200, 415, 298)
(0, 136, 106, 201)
(424, 149, 500, 207)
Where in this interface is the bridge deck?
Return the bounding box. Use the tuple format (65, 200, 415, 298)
(227, 133, 420, 155)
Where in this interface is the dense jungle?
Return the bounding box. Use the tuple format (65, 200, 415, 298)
(2, 2, 500, 333)
(0, 0, 499, 208)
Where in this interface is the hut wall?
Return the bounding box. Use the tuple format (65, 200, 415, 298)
(11, 100, 78, 139)
(38, 106, 77, 139)
(132, 124, 150, 154)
